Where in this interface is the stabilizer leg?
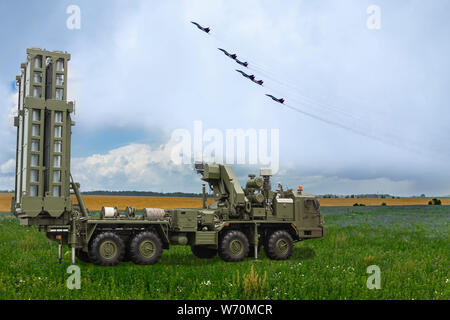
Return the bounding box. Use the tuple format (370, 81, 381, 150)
(58, 241, 62, 264)
(71, 247, 76, 265)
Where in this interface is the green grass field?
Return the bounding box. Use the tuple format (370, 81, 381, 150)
(0, 206, 448, 300)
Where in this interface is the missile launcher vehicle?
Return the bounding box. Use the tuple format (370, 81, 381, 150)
(10, 48, 326, 266)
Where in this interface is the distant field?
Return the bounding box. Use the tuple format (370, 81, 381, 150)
(0, 194, 12, 212)
(0, 205, 448, 299)
(1, 193, 449, 212)
(318, 197, 450, 207)
(0, 193, 214, 212)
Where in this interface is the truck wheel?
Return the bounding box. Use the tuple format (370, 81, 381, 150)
(88, 232, 125, 266)
(191, 246, 217, 259)
(264, 230, 294, 260)
(129, 231, 163, 265)
(218, 230, 249, 262)
(75, 249, 90, 263)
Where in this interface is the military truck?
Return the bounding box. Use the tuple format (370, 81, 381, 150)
(11, 48, 326, 266)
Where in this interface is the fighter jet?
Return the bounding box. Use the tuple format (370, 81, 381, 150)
(235, 59, 249, 68)
(236, 69, 255, 80)
(191, 21, 210, 34)
(236, 70, 264, 86)
(265, 94, 285, 104)
(218, 48, 237, 60)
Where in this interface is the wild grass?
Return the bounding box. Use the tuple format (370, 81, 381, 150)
(0, 205, 448, 300)
(232, 265, 269, 298)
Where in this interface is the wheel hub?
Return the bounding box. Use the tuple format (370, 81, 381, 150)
(276, 238, 289, 254)
(230, 239, 243, 255)
(99, 241, 117, 259)
(139, 240, 156, 258)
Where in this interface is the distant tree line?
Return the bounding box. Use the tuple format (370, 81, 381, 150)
(81, 190, 206, 198)
(318, 194, 448, 199)
(318, 194, 400, 199)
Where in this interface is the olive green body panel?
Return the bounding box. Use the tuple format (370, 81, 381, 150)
(199, 211, 215, 226)
(194, 231, 218, 245)
(171, 211, 197, 232)
(273, 198, 294, 220)
(251, 207, 266, 218)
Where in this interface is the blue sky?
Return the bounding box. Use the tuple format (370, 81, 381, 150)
(0, 0, 449, 196)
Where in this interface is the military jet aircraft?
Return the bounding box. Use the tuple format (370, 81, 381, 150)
(191, 21, 210, 34)
(218, 48, 237, 60)
(265, 94, 285, 104)
(235, 59, 248, 68)
(236, 70, 264, 86)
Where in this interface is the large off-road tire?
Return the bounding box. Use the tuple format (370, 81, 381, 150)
(191, 246, 217, 259)
(218, 230, 249, 262)
(75, 249, 91, 263)
(88, 232, 125, 266)
(264, 230, 294, 260)
(129, 231, 163, 265)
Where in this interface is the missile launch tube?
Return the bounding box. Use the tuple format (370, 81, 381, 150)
(70, 175, 88, 218)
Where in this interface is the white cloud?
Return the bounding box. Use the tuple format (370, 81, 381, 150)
(0, 86, 17, 161)
(0, 84, 18, 190)
(0, 159, 15, 174)
(7, 92, 18, 123)
(72, 141, 198, 191)
(0, 176, 14, 191)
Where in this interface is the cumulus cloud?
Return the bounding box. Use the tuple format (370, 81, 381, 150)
(0, 176, 14, 191)
(72, 142, 199, 192)
(0, 84, 18, 189)
(0, 159, 15, 174)
(0, 88, 17, 147)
